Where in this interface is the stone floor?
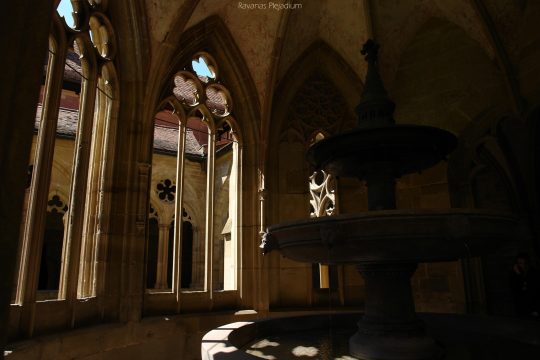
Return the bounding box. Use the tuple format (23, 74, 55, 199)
(244, 328, 358, 360)
(231, 313, 540, 360)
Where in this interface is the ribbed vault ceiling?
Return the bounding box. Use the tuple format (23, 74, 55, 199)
(143, 0, 537, 132)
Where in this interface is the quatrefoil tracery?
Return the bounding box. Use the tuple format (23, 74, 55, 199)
(172, 53, 233, 118)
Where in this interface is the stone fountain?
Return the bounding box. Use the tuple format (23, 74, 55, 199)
(258, 40, 518, 360)
(202, 40, 524, 360)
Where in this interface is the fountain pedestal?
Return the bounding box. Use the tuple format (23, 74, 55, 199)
(351, 264, 441, 359)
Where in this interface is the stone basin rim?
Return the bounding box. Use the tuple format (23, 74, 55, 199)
(267, 208, 517, 232)
(263, 209, 518, 263)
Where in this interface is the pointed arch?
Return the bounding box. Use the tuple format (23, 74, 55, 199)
(142, 15, 260, 310)
(267, 40, 363, 188)
(158, 15, 260, 151)
(266, 40, 362, 309)
(268, 40, 363, 155)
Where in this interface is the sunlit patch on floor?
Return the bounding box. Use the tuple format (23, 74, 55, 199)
(250, 339, 280, 349)
(292, 346, 319, 357)
(246, 349, 277, 359)
(242, 328, 359, 359)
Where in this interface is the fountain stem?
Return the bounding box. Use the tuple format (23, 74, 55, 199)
(365, 165, 396, 210)
(359, 264, 417, 324)
(349, 40, 441, 359)
(350, 264, 442, 359)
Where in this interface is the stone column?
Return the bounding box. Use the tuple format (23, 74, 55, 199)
(0, 0, 56, 355)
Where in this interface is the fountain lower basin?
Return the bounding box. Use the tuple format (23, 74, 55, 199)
(202, 313, 540, 360)
(262, 209, 517, 264)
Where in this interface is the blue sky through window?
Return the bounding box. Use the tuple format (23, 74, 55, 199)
(192, 57, 215, 80)
(57, 0, 76, 28)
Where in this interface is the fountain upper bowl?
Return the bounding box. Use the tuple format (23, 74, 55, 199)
(307, 125, 457, 178)
(263, 209, 517, 264)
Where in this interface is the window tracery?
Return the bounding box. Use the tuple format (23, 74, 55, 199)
(47, 194, 69, 214)
(279, 73, 356, 145)
(149, 204, 159, 220)
(146, 51, 240, 302)
(182, 207, 192, 221)
(191, 54, 217, 83)
(309, 170, 336, 218)
(156, 179, 176, 202)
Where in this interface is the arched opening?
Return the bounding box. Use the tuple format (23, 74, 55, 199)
(148, 106, 179, 291)
(146, 217, 159, 289)
(38, 211, 64, 292)
(167, 220, 174, 288)
(181, 221, 193, 289)
(142, 16, 259, 312)
(267, 42, 361, 308)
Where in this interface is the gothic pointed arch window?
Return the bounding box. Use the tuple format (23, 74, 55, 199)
(146, 52, 240, 309)
(273, 73, 355, 305)
(13, 0, 118, 328)
(308, 132, 339, 290)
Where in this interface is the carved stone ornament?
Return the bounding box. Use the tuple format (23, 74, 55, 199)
(156, 179, 176, 203)
(259, 229, 277, 255)
(47, 194, 68, 214)
(309, 170, 336, 218)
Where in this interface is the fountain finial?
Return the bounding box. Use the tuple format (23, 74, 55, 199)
(356, 39, 396, 128)
(361, 39, 379, 64)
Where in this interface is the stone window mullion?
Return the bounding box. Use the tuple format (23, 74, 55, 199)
(94, 81, 118, 299)
(174, 121, 186, 298)
(18, 38, 67, 330)
(79, 72, 110, 297)
(206, 130, 216, 296)
(58, 46, 98, 301)
(227, 139, 240, 291)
